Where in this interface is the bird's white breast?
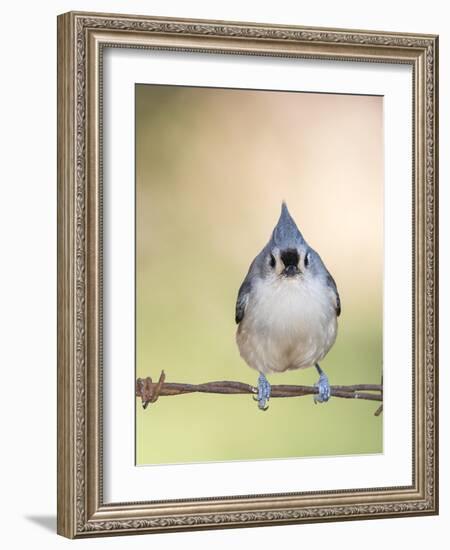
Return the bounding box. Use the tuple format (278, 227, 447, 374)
(236, 276, 337, 374)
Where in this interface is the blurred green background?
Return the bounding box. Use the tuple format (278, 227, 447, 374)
(135, 84, 383, 465)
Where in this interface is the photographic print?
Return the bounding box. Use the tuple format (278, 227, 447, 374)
(58, 12, 438, 537)
(135, 85, 383, 466)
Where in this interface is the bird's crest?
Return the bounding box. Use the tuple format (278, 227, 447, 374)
(272, 202, 305, 248)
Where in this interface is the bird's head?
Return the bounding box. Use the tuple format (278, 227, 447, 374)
(261, 202, 314, 281)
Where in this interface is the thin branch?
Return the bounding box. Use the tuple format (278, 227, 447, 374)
(136, 371, 383, 414)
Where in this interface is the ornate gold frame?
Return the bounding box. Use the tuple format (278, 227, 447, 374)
(57, 11, 439, 538)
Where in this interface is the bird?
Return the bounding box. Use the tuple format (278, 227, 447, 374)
(235, 202, 341, 410)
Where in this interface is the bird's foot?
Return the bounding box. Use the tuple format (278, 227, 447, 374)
(253, 373, 271, 411)
(314, 364, 331, 404)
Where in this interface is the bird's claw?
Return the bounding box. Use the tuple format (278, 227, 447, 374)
(314, 368, 331, 404)
(255, 373, 271, 411)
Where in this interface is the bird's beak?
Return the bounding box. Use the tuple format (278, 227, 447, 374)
(283, 265, 300, 277)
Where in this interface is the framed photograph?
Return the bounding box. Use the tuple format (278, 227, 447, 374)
(57, 11, 439, 538)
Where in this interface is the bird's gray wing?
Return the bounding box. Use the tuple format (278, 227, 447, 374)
(326, 272, 341, 317)
(235, 278, 252, 324)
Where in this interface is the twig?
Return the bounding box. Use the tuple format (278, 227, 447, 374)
(136, 371, 383, 414)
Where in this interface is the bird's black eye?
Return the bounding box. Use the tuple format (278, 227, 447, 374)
(269, 254, 276, 268)
(304, 252, 310, 268)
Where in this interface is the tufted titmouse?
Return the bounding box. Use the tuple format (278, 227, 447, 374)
(235, 202, 340, 410)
